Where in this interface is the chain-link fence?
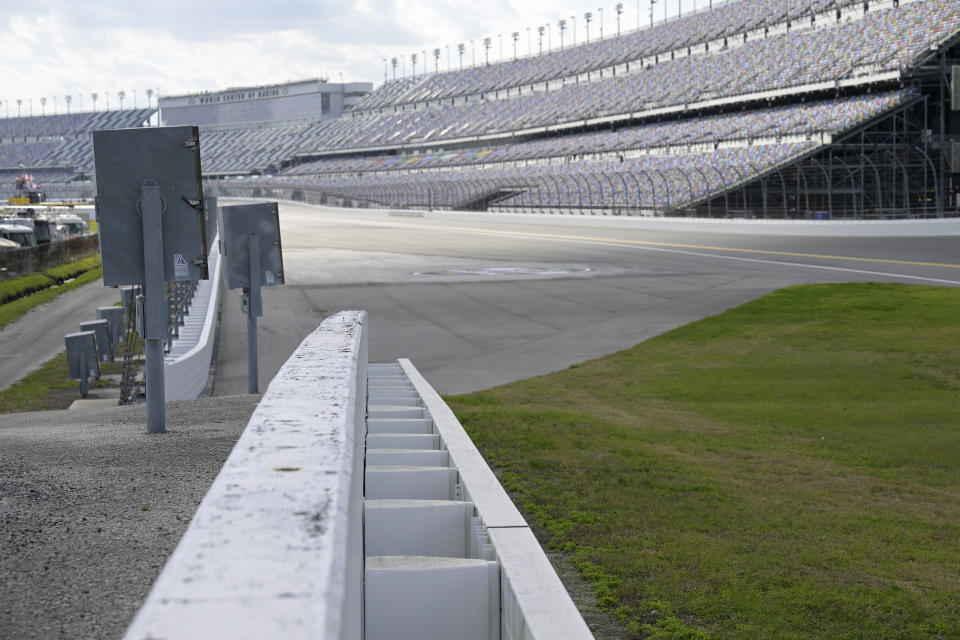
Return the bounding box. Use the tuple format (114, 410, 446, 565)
(0, 234, 100, 279)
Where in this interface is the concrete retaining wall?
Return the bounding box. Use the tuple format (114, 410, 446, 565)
(430, 210, 960, 237)
(124, 311, 368, 640)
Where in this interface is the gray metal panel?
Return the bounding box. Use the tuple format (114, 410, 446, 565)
(97, 306, 125, 346)
(219, 202, 284, 290)
(65, 331, 100, 380)
(80, 319, 111, 361)
(93, 126, 208, 286)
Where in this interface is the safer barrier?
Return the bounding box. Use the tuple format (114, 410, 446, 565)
(163, 237, 222, 401)
(124, 311, 368, 639)
(367, 359, 594, 639)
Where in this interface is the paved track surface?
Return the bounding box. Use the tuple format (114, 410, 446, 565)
(0, 395, 259, 640)
(215, 203, 960, 396)
(0, 281, 121, 392)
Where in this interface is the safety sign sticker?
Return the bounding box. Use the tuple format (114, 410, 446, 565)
(173, 253, 189, 278)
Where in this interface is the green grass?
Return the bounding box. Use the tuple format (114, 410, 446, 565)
(447, 283, 960, 640)
(0, 256, 103, 329)
(42, 254, 101, 283)
(0, 351, 122, 413)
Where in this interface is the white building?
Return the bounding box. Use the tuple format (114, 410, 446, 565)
(159, 78, 372, 127)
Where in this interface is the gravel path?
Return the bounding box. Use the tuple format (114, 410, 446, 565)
(0, 395, 259, 640)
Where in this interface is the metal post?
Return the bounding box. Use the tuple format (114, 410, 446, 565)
(247, 234, 261, 394)
(79, 348, 88, 397)
(141, 181, 167, 434)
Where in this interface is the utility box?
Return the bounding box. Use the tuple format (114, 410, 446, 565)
(80, 318, 113, 362)
(92, 126, 208, 286)
(97, 306, 125, 348)
(218, 202, 284, 290)
(65, 331, 100, 380)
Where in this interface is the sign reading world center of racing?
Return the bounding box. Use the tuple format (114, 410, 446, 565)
(92, 126, 209, 286)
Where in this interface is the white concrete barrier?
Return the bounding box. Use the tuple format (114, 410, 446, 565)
(124, 311, 368, 640)
(163, 237, 222, 401)
(364, 360, 594, 640)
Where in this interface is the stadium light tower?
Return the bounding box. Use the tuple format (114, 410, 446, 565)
(547, 23, 551, 50)
(471, 39, 475, 66)
(146, 88, 153, 109)
(106, 91, 110, 110)
(65, 94, 71, 114)
(446, 44, 450, 71)
(526, 27, 531, 56)
(571, 15, 576, 44)
(512, 31, 519, 60)
(411, 52, 418, 77)
(559, 19, 566, 50)
(53, 95, 58, 114)
(616, 3, 623, 35)
(16, 99, 21, 117)
(584, 12, 592, 43)
(40, 96, 46, 115)
(29, 98, 33, 116)
(538, 25, 545, 54)
(599, 7, 604, 39)
(483, 37, 491, 66)
(383, 58, 387, 84)
(498, 33, 503, 61)
(433, 48, 441, 73)
(650, 0, 657, 27)
(458, 43, 465, 70)
(118, 90, 125, 110)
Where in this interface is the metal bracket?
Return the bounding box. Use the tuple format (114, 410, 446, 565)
(180, 196, 203, 210)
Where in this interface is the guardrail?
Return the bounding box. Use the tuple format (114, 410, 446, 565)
(124, 310, 368, 639)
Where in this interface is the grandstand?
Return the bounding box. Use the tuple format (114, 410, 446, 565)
(205, 0, 960, 218)
(5, 0, 960, 217)
(0, 109, 153, 199)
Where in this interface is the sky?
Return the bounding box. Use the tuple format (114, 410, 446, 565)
(0, 0, 700, 115)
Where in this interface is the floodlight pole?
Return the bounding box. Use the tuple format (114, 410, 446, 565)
(141, 181, 167, 434)
(247, 234, 262, 394)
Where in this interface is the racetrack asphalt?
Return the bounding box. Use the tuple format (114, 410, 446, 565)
(214, 202, 960, 396)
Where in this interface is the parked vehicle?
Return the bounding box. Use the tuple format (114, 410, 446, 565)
(0, 223, 38, 247)
(54, 214, 88, 238)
